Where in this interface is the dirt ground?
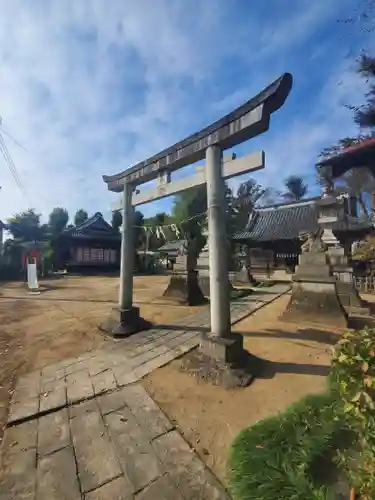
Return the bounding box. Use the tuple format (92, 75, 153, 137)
(143, 292, 345, 486)
(0, 274, 205, 442)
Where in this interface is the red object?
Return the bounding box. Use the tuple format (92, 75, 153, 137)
(341, 136, 375, 155)
(22, 250, 41, 267)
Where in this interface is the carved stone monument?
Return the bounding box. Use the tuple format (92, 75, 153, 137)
(197, 233, 235, 296)
(162, 241, 206, 305)
(281, 229, 348, 327)
(316, 194, 371, 319)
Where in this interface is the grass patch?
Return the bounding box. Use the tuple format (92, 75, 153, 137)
(228, 327, 375, 500)
(229, 393, 353, 500)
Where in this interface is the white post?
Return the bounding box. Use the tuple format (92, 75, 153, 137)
(206, 145, 231, 337)
(119, 181, 134, 310)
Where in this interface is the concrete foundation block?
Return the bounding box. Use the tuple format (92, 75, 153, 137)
(100, 307, 152, 337)
(281, 279, 348, 328)
(199, 332, 244, 364)
(162, 271, 207, 306)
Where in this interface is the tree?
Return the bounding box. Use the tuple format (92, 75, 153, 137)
(7, 209, 47, 242)
(354, 55, 375, 129)
(111, 210, 122, 233)
(232, 178, 266, 232)
(172, 185, 207, 267)
(48, 207, 69, 237)
(319, 54, 375, 213)
(155, 212, 167, 225)
(74, 209, 89, 227)
(134, 210, 145, 249)
(283, 175, 308, 201)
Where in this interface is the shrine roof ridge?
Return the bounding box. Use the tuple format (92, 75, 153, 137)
(103, 72, 293, 191)
(60, 212, 120, 240)
(233, 197, 373, 243)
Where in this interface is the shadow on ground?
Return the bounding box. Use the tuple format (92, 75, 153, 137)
(244, 350, 331, 379)
(151, 325, 340, 346)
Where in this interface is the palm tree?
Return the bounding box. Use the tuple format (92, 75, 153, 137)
(283, 176, 308, 201)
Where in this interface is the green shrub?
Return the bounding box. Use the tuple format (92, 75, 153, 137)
(330, 327, 375, 499)
(228, 326, 375, 500)
(228, 393, 346, 500)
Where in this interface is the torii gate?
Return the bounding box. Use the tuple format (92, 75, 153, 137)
(102, 73, 293, 371)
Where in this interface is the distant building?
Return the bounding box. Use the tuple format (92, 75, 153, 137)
(232, 196, 374, 281)
(53, 212, 121, 270)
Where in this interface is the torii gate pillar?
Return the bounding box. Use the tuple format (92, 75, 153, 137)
(101, 181, 150, 336)
(199, 145, 246, 369)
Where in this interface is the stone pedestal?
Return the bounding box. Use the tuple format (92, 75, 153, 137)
(281, 252, 348, 327)
(180, 332, 254, 388)
(327, 246, 371, 318)
(198, 275, 235, 298)
(162, 271, 207, 305)
(234, 262, 256, 284)
(200, 332, 244, 363)
(100, 306, 151, 338)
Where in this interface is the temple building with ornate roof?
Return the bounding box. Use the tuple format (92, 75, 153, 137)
(232, 195, 374, 281)
(53, 212, 121, 271)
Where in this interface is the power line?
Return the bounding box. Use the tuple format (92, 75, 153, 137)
(0, 118, 27, 152)
(0, 130, 32, 207)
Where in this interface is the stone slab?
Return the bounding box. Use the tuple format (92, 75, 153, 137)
(153, 430, 196, 471)
(12, 373, 41, 402)
(38, 408, 70, 456)
(105, 407, 164, 493)
(112, 367, 140, 387)
(69, 398, 98, 420)
(36, 446, 81, 500)
(166, 331, 198, 349)
(39, 379, 66, 413)
(71, 406, 122, 493)
(130, 345, 171, 366)
(91, 370, 117, 396)
(172, 338, 199, 357)
(84, 476, 133, 500)
(85, 358, 113, 377)
(66, 369, 94, 404)
(96, 387, 128, 416)
(135, 474, 184, 500)
(133, 352, 177, 379)
(120, 384, 173, 440)
(173, 457, 229, 500)
(0, 420, 38, 500)
(8, 397, 39, 425)
(153, 431, 229, 499)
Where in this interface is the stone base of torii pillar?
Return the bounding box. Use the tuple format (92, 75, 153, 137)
(101, 306, 152, 338)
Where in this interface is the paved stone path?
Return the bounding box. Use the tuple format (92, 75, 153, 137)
(0, 284, 289, 499)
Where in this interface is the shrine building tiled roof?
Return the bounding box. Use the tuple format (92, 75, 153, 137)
(60, 212, 120, 240)
(233, 197, 373, 243)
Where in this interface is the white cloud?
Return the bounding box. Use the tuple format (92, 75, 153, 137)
(0, 0, 369, 225)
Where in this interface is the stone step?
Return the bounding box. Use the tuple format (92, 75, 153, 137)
(345, 305, 372, 317)
(348, 314, 375, 330)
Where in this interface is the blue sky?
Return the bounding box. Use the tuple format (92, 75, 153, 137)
(0, 0, 373, 224)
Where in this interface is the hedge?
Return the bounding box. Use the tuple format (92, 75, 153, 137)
(228, 327, 375, 500)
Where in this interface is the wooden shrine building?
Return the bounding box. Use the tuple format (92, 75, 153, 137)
(54, 212, 121, 271)
(232, 196, 374, 281)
